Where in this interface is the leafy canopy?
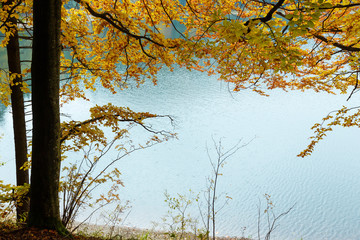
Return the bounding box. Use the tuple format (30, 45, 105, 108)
(1, 0, 360, 157)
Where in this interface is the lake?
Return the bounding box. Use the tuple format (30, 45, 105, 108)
(1, 67, 360, 239)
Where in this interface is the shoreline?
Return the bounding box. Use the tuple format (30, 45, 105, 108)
(73, 222, 249, 240)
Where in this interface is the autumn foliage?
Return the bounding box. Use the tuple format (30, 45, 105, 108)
(1, 0, 360, 234)
(57, 0, 360, 155)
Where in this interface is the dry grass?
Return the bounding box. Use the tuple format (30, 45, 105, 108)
(0, 221, 250, 240)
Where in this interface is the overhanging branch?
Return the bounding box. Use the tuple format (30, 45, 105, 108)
(60, 113, 174, 144)
(313, 34, 360, 52)
(74, 0, 175, 49)
(245, 0, 285, 28)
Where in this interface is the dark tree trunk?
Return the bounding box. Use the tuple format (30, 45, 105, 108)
(4, 0, 30, 222)
(28, 0, 66, 234)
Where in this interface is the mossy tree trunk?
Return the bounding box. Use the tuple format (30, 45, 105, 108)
(4, 0, 30, 222)
(28, 0, 67, 234)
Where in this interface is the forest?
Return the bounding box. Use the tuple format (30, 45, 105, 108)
(1, 0, 360, 239)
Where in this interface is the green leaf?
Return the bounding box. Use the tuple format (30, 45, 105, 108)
(321, 2, 332, 8)
(306, 21, 315, 28)
(285, 14, 293, 20)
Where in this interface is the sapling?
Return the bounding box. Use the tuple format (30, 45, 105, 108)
(199, 138, 251, 240)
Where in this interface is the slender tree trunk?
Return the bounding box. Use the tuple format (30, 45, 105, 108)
(4, 0, 30, 222)
(28, 0, 67, 234)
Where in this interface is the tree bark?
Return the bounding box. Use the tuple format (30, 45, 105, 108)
(28, 0, 67, 234)
(4, 0, 30, 222)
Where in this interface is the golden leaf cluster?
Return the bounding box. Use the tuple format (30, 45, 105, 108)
(1, 0, 360, 156)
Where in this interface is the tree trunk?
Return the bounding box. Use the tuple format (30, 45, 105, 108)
(4, 0, 30, 222)
(28, 0, 66, 234)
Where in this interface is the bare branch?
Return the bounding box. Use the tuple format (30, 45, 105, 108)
(347, 71, 359, 101)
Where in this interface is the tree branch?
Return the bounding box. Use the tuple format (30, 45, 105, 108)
(60, 113, 174, 144)
(245, 0, 285, 28)
(0, 0, 22, 30)
(313, 34, 360, 52)
(74, 0, 175, 49)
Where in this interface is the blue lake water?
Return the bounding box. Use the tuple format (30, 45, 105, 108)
(1, 67, 360, 239)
